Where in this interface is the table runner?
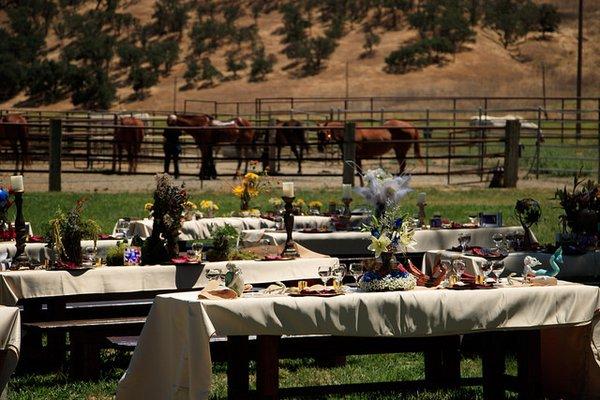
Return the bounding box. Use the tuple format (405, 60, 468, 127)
(0, 306, 20, 397)
(423, 250, 600, 280)
(244, 226, 529, 256)
(0, 257, 337, 306)
(116, 283, 600, 400)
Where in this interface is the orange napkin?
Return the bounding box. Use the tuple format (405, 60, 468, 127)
(198, 280, 238, 300)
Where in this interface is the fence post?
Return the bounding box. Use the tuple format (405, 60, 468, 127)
(342, 121, 356, 186)
(49, 119, 62, 192)
(425, 109, 430, 174)
(536, 107, 542, 179)
(560, 98, 565, 143)
(503, 120, 521, 188)
(265, 118, 277, 173)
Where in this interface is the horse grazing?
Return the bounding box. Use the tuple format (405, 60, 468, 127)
(166, 114, 256, 180)
(0, 114, 30, 174)
(275, 119, 308, 174)
(113, 116, 145, 174)
(317, 119, 421, 185)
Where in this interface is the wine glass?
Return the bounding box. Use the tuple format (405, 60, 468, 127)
(452, 259, 467, 281)
(332, 263, 346, 288)
(349, 263, 363, 286)
(480, 260, 494, 282)
(189, 242, 203, 261)
(318, 265, 332, 286)
(458, 233, 471, 253)
(491, 260, 505, 283)
(83, 246, 97, 267)
(491, 233, 504, 250)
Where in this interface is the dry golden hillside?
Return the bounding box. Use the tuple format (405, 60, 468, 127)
(1, 0, 598, 112)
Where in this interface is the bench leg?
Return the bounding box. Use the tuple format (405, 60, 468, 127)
(517, 330, 542, 400)
(481, 332, 506, 400)
(424, 349, 444, 387)
(227, 336, 249, 400)
(46, 300, 67, 371)
(441, 335, 461, 388)
(70, 331, 101, 380)
(256, 335, 280, 400)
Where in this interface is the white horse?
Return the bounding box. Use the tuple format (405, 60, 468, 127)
(469, 114, 541, 131)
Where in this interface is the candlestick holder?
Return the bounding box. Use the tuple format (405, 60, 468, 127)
(11, 191, 30, 270)
(338, 197, 352, 230)
(417, 201, 427, 228)
(281, 196, 299, 258)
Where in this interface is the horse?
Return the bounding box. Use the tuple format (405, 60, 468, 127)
(113, 116, 145, 174)
(317, 119, 421, 185)
(166, 114, 256, 180)
(0, 114, 30, 174)
(275, 119, 308, 174)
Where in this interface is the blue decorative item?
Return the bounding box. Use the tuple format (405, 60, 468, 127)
(541, 247, 563, 277)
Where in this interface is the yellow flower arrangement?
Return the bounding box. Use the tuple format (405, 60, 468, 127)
(308, 200, 323, 209)
(199, 200, 219, 211)
(184, 201, 197, 210)
(144, 203, 153, 212)
(292, 198, 305, 208)
(232, 170, 270, 211)
(268, 197, 283, 207)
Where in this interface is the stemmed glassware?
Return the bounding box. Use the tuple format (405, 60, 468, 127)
(480, 260, 494, 282)
(349, 263, 363, 286)
(116, 219, 130, 239)
(318, 265, 332, 286)
(206, 268, 225, 284)
(457, 233, 471, 253)
(187, 242, 204, 262)
(491, 260, 505, 283)
(332, 263, 346, 289)
(452, 259, 467, 281)
(491, 233, 504, 250)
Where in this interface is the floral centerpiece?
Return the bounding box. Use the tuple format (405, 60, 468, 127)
(308, 200, 323, 215)
(514, 198, 541, 250)
(46, 199, 101, 268)
(555, 174, 600, 252)
(354, 168, 412, 218)
(0, 185, 14, 241)
(141, 174, 189, 265)
(292, 198, 305, 215)
(232, 171, 270, 214)
(199, 200, 219, 218)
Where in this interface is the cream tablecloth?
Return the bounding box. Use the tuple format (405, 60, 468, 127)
(243, 226, 529, 256)
(423, 250, 600, 280)
(0, 257, 337, 306)
(0, 240, 122, 263)
(116, 283, 600, 400)
(0, 306, 20, 398)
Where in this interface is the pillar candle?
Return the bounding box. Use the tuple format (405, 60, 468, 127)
(10, 175, 24, 192)
(282, 182, 294, 197)
(342, 184, 352, 199)
(417, 192, 426, 204)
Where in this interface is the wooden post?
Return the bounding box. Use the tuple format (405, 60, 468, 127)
(265, 118, 277, 174)
(49, 119, 62, 192)
(342, 121, 356, 186)
(503, 120, 521, 188)
(256, 335, 280, 400)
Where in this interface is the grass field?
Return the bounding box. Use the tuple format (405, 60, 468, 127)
(16, 186, 562, 244)
(8, 185, 561, 399)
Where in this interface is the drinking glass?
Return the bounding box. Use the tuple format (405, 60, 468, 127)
(206, 268, 223, 283)
(491, 233, 504, 250)
(116, 219, 130, 238)
(457, 233, 471, 253)
(84, 246, 97, 267)
(318, 265, 331, 286)
(189, 242, 203, 261)
(491, 260, 505, 282)
(332, 263, 346, 286)
(480, 260, 493, 281)
(349, 263, 363, 286)
(452, 259, 467, 280)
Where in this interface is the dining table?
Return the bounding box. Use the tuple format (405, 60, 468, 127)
(0, 306, 20, 399)
(116, 281, 600, 400)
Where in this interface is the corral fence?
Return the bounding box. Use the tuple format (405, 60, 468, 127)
(0, 96, 598, 191)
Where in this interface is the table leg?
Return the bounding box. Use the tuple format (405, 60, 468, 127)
(441, 335, 461, 387)
(481, 332, 505, 400)
(19, 302, 43, 372)
(517, 330, 542, 400)
(227, 336, 249, 400)
(256, 335, 280, 400)
(424, 349, 443, 387)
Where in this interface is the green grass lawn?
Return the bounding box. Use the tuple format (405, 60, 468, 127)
(16, 186, 561, 244)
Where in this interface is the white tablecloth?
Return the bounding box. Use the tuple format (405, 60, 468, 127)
(423, 250, 600, 280)
(0, 240, 123, 263)
(116, 283, 600, 400)
(0, 258, 337, 306)
(243, 226, 529, 256)
(0, 306, 20, 397)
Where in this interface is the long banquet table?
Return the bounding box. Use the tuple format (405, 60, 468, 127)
(0, 306, 20, 399)
(0, 239, 122, 262)
(116, 282, 600, 400)
(243, 226, 529, 257)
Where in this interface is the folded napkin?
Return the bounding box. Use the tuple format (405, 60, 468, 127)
(261, 282, 287, 295)
(198, 280, 238, 300)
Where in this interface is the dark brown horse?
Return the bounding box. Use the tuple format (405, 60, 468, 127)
(166, 114, 256, 179)
(275, 119, 308, 174)
(113, 116, 145, 173)
(0, 114, 30, 174)
(317, 119, 421, 185)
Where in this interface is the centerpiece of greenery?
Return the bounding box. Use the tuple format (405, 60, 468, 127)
(46, 199, 100, 267)
(141, 174, 189, 265)
(514, 198, 541, 250)
(205, 224, 255, 261)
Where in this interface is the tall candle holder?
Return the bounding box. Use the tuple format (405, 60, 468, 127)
(11, 191, 30, 270)
(417, 201, 427, 229)
(338, 197, 352, 230)
(281, 196, 299, 258)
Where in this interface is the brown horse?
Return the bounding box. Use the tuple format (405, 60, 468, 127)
(275, 119, 308, 174)
(0, 114, 30, 174)
(166, 114, 256, 180)
(317, 120, 421, 185)
(113, 116, 145, 174)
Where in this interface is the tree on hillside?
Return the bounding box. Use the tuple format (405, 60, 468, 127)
(278, 3, 310, 59)
(152, 0, 189, 37)
(222, 1, 243, 28)
(26, 59, 70, 104)
(225, 50, 247, 79)
(189, 19, 227, 53)
(200, 57, 223, 86)
(301, 36, 336, 75)
(362, 28, 381, 58)
(538, 3, 560, 38)
(129, 66, 159, 99)
(146, 40, 180, 76)
(117, 40, 144, 68)
(248, 45, 276, 82)
(197, 0, 217, 19)
(184, 57, 199, 87)
(68, 65, 116, 110)
(382, 0, 412, 30)
(483, 0, 539, 48)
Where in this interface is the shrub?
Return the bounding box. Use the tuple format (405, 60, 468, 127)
(248, 45, 276, 82)
(538, 3, 560, 38)
(68, 65, 116, 110)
